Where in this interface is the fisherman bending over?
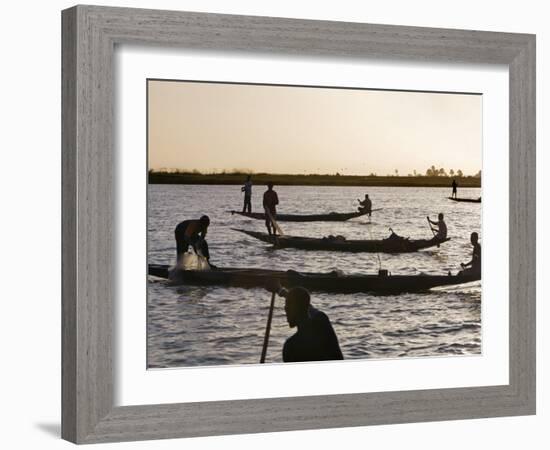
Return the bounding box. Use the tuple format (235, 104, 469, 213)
(460, 232, 481, 275)
(241, 175, 252, 214)
(451, 179, 458, 199)
(174, 215, 216, 268)
(427, 212, 447, 240)
(263, 182, 279, 236)
(357, 194, 372, 217)
(267, 282, 343, 362)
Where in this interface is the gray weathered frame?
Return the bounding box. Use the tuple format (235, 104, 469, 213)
(62, 5, 536, 444)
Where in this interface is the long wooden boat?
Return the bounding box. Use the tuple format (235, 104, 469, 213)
(234, 228, 450, 253)
(230, 210, 368, 222)
(448, 197, 481, 203)
(148, 264, 480, 294)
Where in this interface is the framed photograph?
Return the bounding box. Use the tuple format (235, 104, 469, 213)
(62, 5, 536, 444)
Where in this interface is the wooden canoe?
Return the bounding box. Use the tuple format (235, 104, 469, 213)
(230, 210, 368, 222)
(448, 197, 481, 203)
(234, 228, 450, 253)
(148, 264, 480, 294)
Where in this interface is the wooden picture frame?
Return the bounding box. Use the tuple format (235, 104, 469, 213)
(62, 5, 536, 443)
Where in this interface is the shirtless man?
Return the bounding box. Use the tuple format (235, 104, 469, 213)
(263, 182, 279, 236)
(357, 194, 372, 218)
(241, 175, 252, 213)
(460, 232, 481, 275)
(174, 215, 215, 267)
(427, 212, 448, 241)
(266, 283, 343, 362)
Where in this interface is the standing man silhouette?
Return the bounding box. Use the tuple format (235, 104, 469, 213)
(241, 175, 252, 213)
(263, 182, 279, 236)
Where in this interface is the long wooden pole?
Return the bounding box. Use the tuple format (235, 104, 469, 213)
(260, 292, 276, 363)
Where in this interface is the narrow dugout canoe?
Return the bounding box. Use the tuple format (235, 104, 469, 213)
(448, 197, 481, 203)
(229, 210, 368, 222)
(148, 264, 480, 294)
(234, 228, 450, 253)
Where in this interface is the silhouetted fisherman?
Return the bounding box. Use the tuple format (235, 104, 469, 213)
(452, 179, 458, 198)
(267, 283, 343, 362)
(357, 194, 372, 218)
(241, 175, 252, 213)
(427, 212, 448, 240)
(174, 215, 216, 268)
(263, 182, 279, 236)
(460, 232, 481, 275)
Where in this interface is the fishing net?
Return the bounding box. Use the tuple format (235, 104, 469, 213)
(180, 252, 210, 271)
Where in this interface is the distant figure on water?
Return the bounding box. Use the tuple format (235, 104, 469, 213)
(241, 175, 252, 213)
(263, 182, 279, 235)
(267, 282, 343, 362)
(357, 194, 372, 218)
(174, 215, 216, 268)
(452, 179, 458, 198)
(427, 213, 448, 240)
(460, 232, 481, 275)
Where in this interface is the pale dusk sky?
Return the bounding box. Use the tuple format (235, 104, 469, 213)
(148, 80, 482, 176)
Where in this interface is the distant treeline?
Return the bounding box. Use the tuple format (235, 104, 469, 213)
(148, 170, 481, 188)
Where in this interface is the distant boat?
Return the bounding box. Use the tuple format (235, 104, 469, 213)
(234, 228, 450, 253)
(230, 210, 376, 222)
(148, 264, 480, 294)
(448, 197, 481, 203)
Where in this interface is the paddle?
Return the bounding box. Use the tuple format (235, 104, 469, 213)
(427, 217, 440, 248)
(427, 216, 436, 236)
(260, 291, 277, 364)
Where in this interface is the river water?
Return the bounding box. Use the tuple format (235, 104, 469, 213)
(148, 184, 482, 368)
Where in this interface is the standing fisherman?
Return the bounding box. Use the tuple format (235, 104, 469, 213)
(263, 182, 279, 236)
(241, 175, 252, 213)
(451, 179, 458, 199)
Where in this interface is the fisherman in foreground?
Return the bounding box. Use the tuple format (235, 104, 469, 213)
(427, 212, 448, 241)
(263, 182, 279, 236)
(357, 194, 372, 218)
(174, 215, 216, 268)
(460, 232, 481, 276)
(266, 281, 343, 362)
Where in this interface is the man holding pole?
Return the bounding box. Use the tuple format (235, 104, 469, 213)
(427, 212, 448, 241)
(263, 182, 279, 236)
(357, 194, 372, 218)
(262, 282, 343, 363)
(241, 175, 253, 213)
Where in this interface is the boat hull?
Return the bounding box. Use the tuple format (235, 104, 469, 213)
(148, 264, 480, 294)
(234, 229, 450, 253)
(230, 210, 367, 222)
(448, 197, 481, 203)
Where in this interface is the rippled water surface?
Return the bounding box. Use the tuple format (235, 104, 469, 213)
(148, 184, 481, 368)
